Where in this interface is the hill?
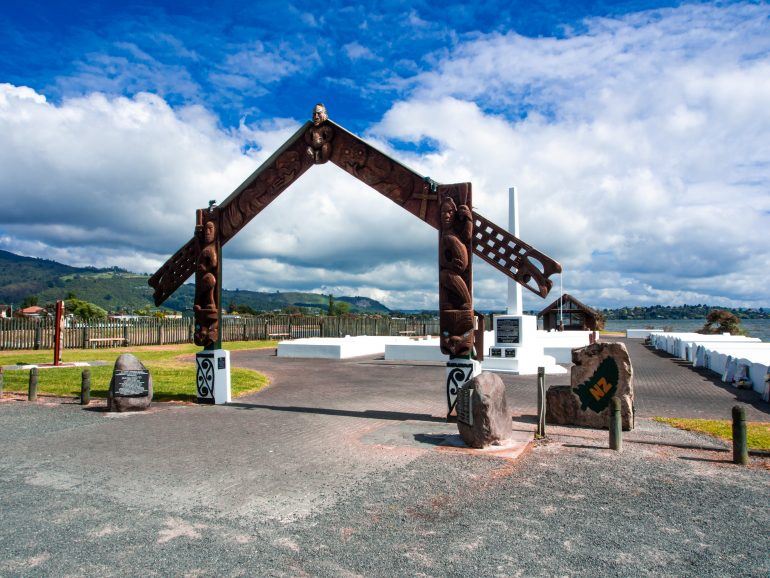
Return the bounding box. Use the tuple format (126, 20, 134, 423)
(0, 250, 389, 314)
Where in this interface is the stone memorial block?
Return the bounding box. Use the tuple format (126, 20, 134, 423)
(546, 342, 634, 430)
(457, 372, 512, 449)
(108, 353, 152, 412)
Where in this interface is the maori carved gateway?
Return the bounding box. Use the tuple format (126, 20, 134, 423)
(149, 104, 562, 411)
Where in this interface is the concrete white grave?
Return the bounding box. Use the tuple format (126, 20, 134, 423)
(195, 349, 232, 404)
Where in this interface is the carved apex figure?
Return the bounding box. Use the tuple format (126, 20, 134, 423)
(306, 103, 333, 164)
(438, 187, 475, 357)
(193, 208, 220, 348)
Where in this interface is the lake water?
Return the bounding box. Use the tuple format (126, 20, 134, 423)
(604, 319, 770, 342)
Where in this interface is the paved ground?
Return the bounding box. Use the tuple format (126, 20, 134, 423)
(234, 337, 770, 422)
(0, 338, 767, 576)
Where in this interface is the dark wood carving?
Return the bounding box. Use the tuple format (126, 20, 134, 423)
(438, 183, 474, 358)
(329, 124, 441, 229)
(305, 104, 333, 164)
(193, 207, 221, 348)
(220, 137, 314, 243)
(148, 238, 198, 307)
(149, 104, 562, 308)
(472, 212, 561, 298)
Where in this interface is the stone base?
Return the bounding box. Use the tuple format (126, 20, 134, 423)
(457, 372, 512, 448)
(196, 349, 232, 404)
(108, 353, 152, 413)
(546, 386, 633, 430)
(546, 341, 635, 430)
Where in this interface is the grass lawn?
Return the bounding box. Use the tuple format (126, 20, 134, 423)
(655, 417, 770, 451)
(0, 341, 277, 402)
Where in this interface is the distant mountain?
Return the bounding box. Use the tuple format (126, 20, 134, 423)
(0, 250, 390, 314)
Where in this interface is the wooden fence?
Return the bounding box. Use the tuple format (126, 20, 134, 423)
(0, 315, 469, 351)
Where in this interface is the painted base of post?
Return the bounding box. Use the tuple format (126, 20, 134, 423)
(195, 349, 232, 405)
(446, 358, 481, 419)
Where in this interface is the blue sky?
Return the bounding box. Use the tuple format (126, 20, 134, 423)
(1, 1, 769, 310)
(2, 0, 682, 130)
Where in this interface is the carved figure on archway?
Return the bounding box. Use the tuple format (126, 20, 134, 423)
(306, 103, 333, 164)
(193, 209, 220, 347)
(438, 189, 475, 357)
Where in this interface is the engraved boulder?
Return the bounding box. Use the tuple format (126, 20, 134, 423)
(457, 372, 512, 449)
(546, 341, 634, 430)
(108, 353, 153, 412)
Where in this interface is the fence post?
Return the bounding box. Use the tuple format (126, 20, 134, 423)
(609, 397, 622, 451)
(158, 320, 164, 345)
(82, 325, 89, 349)
(34, 325, 42, 350)
(123, 323, 129, 347)
(732, 405, 748, 465)
(28, 367, 38, 401)
(81, 369, 91, 406)
(536, 367, 546, 438)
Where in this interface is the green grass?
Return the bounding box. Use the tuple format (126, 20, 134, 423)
(0, 341, 277, 402)
(655, 417, 770, 451)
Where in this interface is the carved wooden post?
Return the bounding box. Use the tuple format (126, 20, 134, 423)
(437, 183, 480, 418)
(193, 205, 222, 350)
(193, 203, 231, 405)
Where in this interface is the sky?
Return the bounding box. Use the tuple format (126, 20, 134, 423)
(0, 0, 769, 311)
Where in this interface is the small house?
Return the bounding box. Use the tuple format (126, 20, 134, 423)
(538, 293, 604, 331)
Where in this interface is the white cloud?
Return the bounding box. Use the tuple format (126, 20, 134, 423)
(343, 42, 379, 61)
(370, 2, 770, 308)
(1, 3, 769, 311)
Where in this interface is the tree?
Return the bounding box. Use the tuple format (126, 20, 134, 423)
(699, 309, 744, 336)
(64, 298, 107, 321)
(327, 294, 334, 316)
(21, 295, 39, 308)
(330, 301, 351, 316)
(235, 304, 259, 316)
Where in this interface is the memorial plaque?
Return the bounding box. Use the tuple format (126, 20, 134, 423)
(456, 385, 473, 426)
(496, 318, 521, 345)
(490, 347, 502, 357)
(113, 369, 150, 397)
(504, 348, 517, 358)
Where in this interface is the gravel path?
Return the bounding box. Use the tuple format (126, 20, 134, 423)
(1, 400, 767, 577)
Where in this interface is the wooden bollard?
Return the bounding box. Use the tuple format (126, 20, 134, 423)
(536, 367, 546, 438)
(732, 405, 748, 465)
(80, 368, 91, 406)
(28, 367, 38, 401)
(609, 397, 622, 451)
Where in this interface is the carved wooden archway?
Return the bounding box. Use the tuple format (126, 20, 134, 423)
(149, 104, 561, 411)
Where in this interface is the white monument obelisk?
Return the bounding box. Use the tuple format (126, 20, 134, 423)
(507, 187, 523, 316)
(485, 186, 550, 373)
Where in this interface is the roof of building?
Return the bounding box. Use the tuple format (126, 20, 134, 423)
(538, 293, 599, 317)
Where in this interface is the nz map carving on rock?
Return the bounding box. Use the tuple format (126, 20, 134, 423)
(573, 356, 619, 413)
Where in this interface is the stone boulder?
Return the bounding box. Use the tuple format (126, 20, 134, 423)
(546, 341, 634, 430)
(457, 372, 512, 448)
(108, 353, 153, 412)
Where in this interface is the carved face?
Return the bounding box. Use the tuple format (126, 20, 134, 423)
(440, 199, 456, 229)
(312, 104, 328, 125)
(204, 221, 216, 244)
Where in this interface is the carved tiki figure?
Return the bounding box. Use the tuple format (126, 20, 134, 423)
(193, 208, 220, 347)
(438, 184, 475, 357)
(306, 103, 333, 164)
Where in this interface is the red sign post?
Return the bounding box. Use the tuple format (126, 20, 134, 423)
(53, 300, 64, 366)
